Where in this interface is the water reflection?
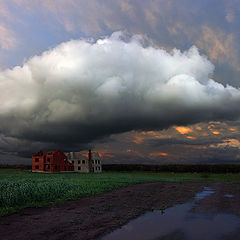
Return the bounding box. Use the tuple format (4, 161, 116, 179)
(194, 187, 215, 201)
(224, 194, 234, 198)
(100, 187, 240, 240)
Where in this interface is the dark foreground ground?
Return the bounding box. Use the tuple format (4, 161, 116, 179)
(0, 182, 240, 240)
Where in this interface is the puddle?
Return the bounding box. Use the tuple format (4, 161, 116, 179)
(100, 187, 240, 240)
(194, 187, 215, 201)
(224, 194, 234, 198)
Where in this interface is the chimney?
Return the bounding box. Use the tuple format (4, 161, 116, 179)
(88, 149, 93, 173)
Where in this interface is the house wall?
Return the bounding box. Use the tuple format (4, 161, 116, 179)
(66, 151, 102, 173)
(91, 153, 102, 173)
(32, 150, 74, 172)
(69, 159, 90, 173)
(32, 150, 45, 172)
(32, 150, 101, 173)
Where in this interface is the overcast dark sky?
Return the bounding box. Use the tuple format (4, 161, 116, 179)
(0, 0, 240, 165)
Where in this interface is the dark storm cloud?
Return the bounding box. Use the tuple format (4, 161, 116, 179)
(181, 145, 240, 164)
(147, 140, 240, 165)
(0, 132, 90, 158)
(0, 32, 240, 154)
(146, 137, 224, 147)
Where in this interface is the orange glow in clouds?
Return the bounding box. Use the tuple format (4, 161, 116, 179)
(132, 136, 144, 144)
(229, 128, 237, 133)
(126, 149, 139, 154)
(212, 131, 220, 135)
(211, 138, 240, 148)
(186, 136, 196, 139)
(196, 126, 202, 130)
(149, 152, 168, 157)
(174, 126, 192, 134)
(140, 131, 166, 139)
(97, 150, 115, 158)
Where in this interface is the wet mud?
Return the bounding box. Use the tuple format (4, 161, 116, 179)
(0, 182, 240, 240)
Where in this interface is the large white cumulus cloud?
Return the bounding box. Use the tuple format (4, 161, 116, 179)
(0, 31, 240, 149)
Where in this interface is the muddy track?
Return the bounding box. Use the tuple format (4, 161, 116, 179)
(0, 182, 239, 240)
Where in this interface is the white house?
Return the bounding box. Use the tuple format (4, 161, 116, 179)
(65, 150, 102, 173)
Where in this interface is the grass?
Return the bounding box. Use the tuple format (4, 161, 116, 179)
(1, 169, 240, 216)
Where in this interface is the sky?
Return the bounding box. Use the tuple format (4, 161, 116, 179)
(0, 0, 240, 165)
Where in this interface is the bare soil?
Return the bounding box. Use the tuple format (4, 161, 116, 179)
(0, 182, 239, 240)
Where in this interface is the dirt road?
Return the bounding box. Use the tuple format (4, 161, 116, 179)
(0, 182, 239, 240)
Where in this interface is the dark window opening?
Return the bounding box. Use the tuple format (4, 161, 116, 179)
(47, 165, 50, 169)
(35, 158, 39, 162)
(78, 160, 80, 164)
(35, 165, 39, 169)
(78, 166, 81, 170)
(72, 161, 74, 164)
(47, 158, 50, 162)
(64, 166, 66, 171)
(55, 166, 57, 170)
(82, 160, 85, 164)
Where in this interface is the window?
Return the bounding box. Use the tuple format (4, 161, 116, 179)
(72, 161, 74, 164)
(98, 166, 100, 171)
(78, 160, 80, 164)
(95, 160, 98, 164)
(35, 165, 39, 169)
(47, 158, 50, 162)
(78, 166, 81, 170)
(64, 166, 66, 171)
(95, 166, 98, 171)
(35, 158, 39, 162)
(82, 160, 85, 164)
(92, 160, 94, 164)
(47, 165, 50, 169)
(55, 166, 57, 170)
(98, 160, 100, 164)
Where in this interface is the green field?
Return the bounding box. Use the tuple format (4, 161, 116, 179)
(1, 169, 240, 216)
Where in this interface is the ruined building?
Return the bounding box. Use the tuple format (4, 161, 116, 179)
(66, 150, 102, 173)
(32, 149, 74, 172)
(32, 149, 102, 173)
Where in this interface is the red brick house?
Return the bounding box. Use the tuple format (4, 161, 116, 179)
(32, 150, 74, 172)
